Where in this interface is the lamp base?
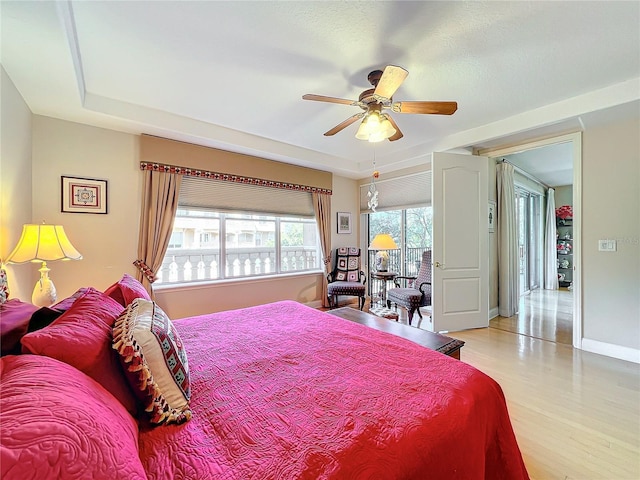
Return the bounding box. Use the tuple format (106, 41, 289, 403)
(375, 250, 389, 272)
(32, 262, 57, 307)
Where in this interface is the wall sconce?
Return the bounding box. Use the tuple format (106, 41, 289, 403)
(6, 224, 82, 306)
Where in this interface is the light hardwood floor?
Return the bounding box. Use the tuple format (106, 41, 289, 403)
(449, 327, 640, 479)
(491, 288, 574, 345)
(336, 297, 640, 479)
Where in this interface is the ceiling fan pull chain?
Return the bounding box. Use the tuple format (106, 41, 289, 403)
(367, 148, 379, 212)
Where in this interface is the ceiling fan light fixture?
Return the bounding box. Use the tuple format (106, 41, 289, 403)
(356, 112, 397, 142)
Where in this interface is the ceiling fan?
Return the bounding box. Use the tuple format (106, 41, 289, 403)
(302, 65, 457, 142)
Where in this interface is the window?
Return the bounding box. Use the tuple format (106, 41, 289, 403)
(168, 231, 184, 248)
(157, 176, 321, 285)
(367, 206, 432, 277)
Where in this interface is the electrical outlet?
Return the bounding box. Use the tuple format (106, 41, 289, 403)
(598, 239, 617, 252)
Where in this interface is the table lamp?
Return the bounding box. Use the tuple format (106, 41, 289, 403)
(7, 224, 82, 306)
(368, 234, 398, 272)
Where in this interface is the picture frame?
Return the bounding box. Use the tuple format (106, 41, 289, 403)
(488, 200, 496, 232)
(61, 176, 108, 214)
(337, 212, 352, 234)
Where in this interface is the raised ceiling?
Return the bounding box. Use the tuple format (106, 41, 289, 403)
(1, 1, 638, 179)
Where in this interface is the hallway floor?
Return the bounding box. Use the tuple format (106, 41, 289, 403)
(490, 288, 573, 344)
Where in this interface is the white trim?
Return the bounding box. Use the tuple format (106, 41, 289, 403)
(581, 338, 640, 364)
(489, 307, 499, 320)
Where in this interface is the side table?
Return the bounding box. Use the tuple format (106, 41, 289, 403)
(370, 271, 397, 306)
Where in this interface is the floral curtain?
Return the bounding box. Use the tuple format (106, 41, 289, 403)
(312, 192, 332, 308)
(135, 170, 182, 295)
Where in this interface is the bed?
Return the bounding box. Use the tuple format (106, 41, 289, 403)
(1, 277, 529, 479)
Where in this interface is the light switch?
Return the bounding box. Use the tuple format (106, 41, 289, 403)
(598, 239, 617, 252)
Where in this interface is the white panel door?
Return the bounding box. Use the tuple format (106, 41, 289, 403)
(431, 152, 489, 332)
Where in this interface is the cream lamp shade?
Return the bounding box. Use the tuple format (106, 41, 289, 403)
(7, 224, 82, 306)
(368, 234, 399, 272)
(355, 111, 397, 143)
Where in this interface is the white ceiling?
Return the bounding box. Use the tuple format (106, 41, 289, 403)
(2, 1, 639, 181)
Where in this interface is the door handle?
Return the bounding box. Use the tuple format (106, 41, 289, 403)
(434, 261, 444, 268)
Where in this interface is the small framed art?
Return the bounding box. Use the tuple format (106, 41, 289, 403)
(61, 176, 108, 214)
(488, 200, 496, 232)
(337, 212, 352, 234)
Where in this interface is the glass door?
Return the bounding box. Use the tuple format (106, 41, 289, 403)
(516, 187, 543, 295)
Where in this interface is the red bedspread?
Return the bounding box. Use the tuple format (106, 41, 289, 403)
(139, 301, 528, 479)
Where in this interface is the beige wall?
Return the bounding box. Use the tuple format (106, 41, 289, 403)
(0, 66, 33, 300)
(330, 175, 359, 249)
(140, 135, 332, 191)
(30, 117, 141, 299)
(6, 84, 639, 356)
(21, 116, 357, 318)
(555, 185, 573, 208)
(582, 116, 639, 350)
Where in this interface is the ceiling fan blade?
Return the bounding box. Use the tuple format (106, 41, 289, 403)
(303, 94, 357, 106)
(386, 115, 404, 142)
(324, 113, 365, 136)
(392, 101, 458, 115)
(374, 65, 408, 100)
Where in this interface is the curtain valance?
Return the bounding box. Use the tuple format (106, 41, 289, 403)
(139, 134, 332, 194)
(139, 162, 331, 195)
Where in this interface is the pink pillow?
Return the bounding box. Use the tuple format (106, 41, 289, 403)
(51, 286, 90, 311)
(0, 355, 147, 480)
(0, 299, 38, 355)
(104, 273, 151, 307)
(20, 287, 137, 415)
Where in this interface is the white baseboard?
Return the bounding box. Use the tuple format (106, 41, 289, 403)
(581, 338, 640, 364)
(489, 307, 499, 320)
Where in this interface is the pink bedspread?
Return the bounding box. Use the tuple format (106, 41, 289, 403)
(139, 301, 528, 479)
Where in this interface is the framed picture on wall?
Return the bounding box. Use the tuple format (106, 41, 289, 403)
(61, 176, 108, 214)
(488, 200, 496, 232)
(337, 212, 351, 234)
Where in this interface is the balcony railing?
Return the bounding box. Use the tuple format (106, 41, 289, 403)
(157, 246, 319, 284)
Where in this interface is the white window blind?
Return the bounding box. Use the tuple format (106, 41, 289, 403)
(360, 171, 432, 213)
(179, 176, 315, 217)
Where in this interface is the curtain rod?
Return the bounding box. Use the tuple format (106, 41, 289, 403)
(500, 159, 549, 189)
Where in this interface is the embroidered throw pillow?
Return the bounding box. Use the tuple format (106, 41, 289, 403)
(113, 298, 191, 426)
(105, 273, 151, 307)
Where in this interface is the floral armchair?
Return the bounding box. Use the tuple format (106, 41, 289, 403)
(326, 247, 366, 310)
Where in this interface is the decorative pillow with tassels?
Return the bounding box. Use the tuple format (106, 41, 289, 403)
(113, 298, 191, 426)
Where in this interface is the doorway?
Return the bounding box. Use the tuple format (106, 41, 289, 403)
(479, 132, 582, 347)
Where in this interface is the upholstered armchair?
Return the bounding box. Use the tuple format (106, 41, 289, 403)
(386, 250, 432, 325)
(327, 247, 367, 310)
